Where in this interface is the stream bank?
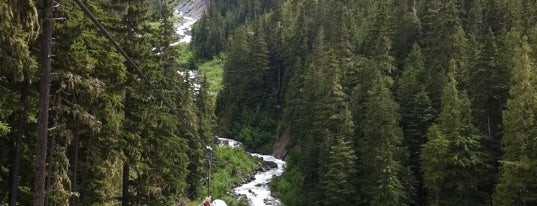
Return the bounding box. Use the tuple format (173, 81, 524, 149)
(217, 137, 286, 206)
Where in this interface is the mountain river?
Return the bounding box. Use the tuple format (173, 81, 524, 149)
(171, 1, 286, 205)
(217, 137, 286, 206)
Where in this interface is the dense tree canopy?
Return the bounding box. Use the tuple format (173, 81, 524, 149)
(1, 0, 215, 205)
(197, 0, 537, 205)
(3, 0, 537, 205)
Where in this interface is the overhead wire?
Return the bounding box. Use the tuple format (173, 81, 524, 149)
(73, 1, 250, 196)
(73, 0, 210, 147)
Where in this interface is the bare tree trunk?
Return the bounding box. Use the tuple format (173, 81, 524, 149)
(122, 162, 129, 206)
(122, 91, 132, 206)
(35, 0, 53, 204)
(9, 83, 28, 206)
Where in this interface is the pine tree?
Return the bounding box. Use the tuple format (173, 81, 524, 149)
(215, 26, 250, 136)
(421, 61, 491, 206)
(355, 31, 408, 205)
(291, 28, 331, 204)
(420, 0, 469, 109)
(466, 28, 509, 191)
(493, 36, 537, 206)
(392, 0, 421, 66)
(396, 43, 435, 205)
(46, 1, 127, 203)
(320, 137, 357, 205)
(359, 74, 407, 206)
(0, 0, 39, 204)
(192, 6, 224, 59)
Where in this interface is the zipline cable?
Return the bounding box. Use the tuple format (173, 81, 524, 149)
(72, 1, 237, 199)
(73, 0, 209, 147)
(72, 2, 268, 201)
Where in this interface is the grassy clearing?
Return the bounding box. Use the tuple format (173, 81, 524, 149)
(196, 54, 225, 94)
(176, 44, 225, 101)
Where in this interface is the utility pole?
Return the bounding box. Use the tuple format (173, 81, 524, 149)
(206, 146, 213, 197)
(35, 0, 53, 204)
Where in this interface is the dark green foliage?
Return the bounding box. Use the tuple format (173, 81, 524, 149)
(192, 0, 275, 60)
(420, 0, 469, 109)
(320, 137, 357, 205)
(357, 65, 408, 206)
(1, 0, 39, 205)
(2, 0, 536, 205)
(421, 67, 491, 206)
(1, 0, 212, 205)
(396, 43, 435, 205)
(215, 25, 278, 151)
(493, 35, 537, 206)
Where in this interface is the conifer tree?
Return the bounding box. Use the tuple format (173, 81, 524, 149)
(192, 6, 224, 59)
(392, 0, 421, 66)
(493, 36, 537, 206)
(46, 1, 128, 204)
(320, 137, 357, 205)
(359, 74, 407, 206)
(297, 28, 357, 204)
(420, 0, 469, 108)
(291, 28, 331, 204)
(355, 31, 408, 206)
(396, 43, 434, 205)
(215, 26, 250, 136)
(421, 61, 491, 206)
(0, 0, 39, 204)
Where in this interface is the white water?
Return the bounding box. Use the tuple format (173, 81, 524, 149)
(170, 1, 287, 204)
(217, 137, 286, 206)
(172, 11, 197, 45)
(172, 0, 207, 45)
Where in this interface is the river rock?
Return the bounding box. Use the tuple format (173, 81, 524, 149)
(261, 160, 278, 171)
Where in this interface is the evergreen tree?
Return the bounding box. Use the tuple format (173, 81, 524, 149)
(320, 137, 357, 205)
(392, 0, 421, 66)
(421, 62, 491, 206)
(192, 6, 224, 60)
(291, 28, 332, 204)
(359, 74, 407, 206)
(420, 0, 469, 108)
(215, 26, 250, 137)
(396, 43, 435, 205)
(355, 31, 408, 206)
(0, 0, 39, 204)
(46, 1, 129, 204)
(493, 36, 537, 206)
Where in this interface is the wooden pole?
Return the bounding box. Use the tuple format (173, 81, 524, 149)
(207, 146, 213, 197)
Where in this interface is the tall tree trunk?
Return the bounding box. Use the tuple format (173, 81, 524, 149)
(9, 83, 28, 206)
(122, 162, 129, 206)
(44, 130, 56, 206)
(35, 0, 53, 204)
(122, 92, 131, 206)
(70, 119, 80, 206)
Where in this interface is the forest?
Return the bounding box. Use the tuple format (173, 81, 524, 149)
(2, 0, 537, 205)
(196, 0, 537, 205)
(0, 0, 242, 205)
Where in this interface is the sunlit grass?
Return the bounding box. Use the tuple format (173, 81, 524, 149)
(190, 146, 258, 206)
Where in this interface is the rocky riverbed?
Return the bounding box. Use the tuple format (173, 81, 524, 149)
(217, 137, 286, 206)
(172, 0, 208, 44)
